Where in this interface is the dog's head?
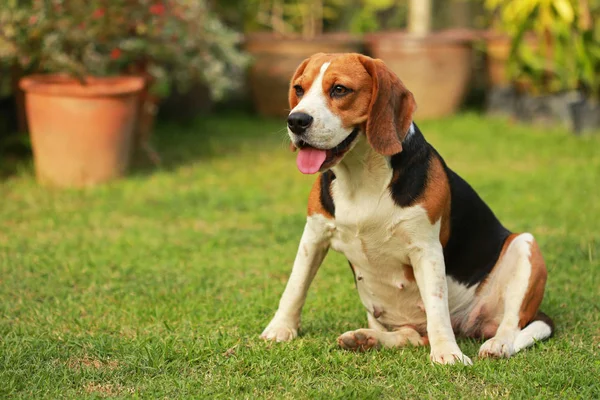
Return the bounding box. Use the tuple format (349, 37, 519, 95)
(287, 53, 417, 174)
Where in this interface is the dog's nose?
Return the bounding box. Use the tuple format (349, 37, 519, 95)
(287, 112, 313, 135)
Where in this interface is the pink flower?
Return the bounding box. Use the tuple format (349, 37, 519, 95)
(29, 16, 38, 25)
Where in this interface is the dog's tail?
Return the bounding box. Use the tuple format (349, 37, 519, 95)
(513, 311, 555, 353)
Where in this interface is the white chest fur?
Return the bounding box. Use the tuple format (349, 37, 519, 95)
(326, 139, 475, 330)
(329, 179, 432, 328)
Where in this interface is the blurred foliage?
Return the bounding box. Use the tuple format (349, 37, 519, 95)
(0, 0, 248, 100)
(212, 0, 487, 36)
(212, 0, 411, 36)
(240, 0, 344, 37)
(347, 0, 408, 33)
(486, 0, 600, 96)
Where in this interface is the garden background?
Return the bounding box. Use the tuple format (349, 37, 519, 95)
(1, 0, 599, 398)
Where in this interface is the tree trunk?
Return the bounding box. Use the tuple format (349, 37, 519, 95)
(408, 0, 431, 36)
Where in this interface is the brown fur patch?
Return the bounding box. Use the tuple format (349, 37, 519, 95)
(289, 53, 335, 111)
(518, 238, 548, 328)
(418, 155, 451, 246)
(475, 233, 520, 295)
(358, 56, 417, 156)
(307, 175, 333, 219)
(322, 55, 374, 129)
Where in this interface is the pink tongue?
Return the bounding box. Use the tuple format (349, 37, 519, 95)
(296, 148, 327, 174)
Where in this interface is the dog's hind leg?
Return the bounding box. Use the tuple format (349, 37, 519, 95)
(477, 233, 554, 358)
(513, 311, 554, 353)
(338, 324, 427, 352)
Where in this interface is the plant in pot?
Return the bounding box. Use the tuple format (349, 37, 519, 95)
(484, 0, 600, 132)
(0, 0, 247, 186)
(113, 0, 248, 164)
(241, 0, 364, 117)
(0, 0, 146, 187)
(364, 0, 476, 119)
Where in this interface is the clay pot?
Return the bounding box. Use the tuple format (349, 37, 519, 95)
(366, 30, 474, 119)
(245, 33, 364, 118)
(19, 74, 144, 187)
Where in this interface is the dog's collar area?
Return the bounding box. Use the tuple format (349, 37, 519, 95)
(328, 127, 360, 157)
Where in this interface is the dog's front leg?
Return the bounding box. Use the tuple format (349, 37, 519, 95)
(261, 215, 332, 342)
(410, 243, 473, 365)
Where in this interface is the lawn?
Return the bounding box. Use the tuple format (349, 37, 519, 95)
(1, 113, 599, 398)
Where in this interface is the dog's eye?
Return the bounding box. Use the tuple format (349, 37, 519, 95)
(294, 85, 304, 97)
(331, 84, 351, 98)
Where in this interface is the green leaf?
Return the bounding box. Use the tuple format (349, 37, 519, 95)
(552, 0, 574, 24)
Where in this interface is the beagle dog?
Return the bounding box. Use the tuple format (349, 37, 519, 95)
(261, 53, 553, 365)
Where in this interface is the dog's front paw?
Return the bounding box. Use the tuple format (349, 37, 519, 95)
(430, 343, 473, 366)
(260, 321, 298, 342)
(478, 337, 515, 359)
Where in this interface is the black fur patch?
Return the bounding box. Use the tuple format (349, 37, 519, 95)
(388, 125, 431, 207)
(439, 156, 511, 286)
(390, 124, 511, 287)
(320, 170, 336, 217)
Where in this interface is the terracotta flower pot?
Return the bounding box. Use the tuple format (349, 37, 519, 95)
(366, 30, 474, 119)
(245, 33, 364, 118)
(19, 75, 144, 187)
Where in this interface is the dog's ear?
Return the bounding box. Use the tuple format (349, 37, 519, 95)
(358, 55, 417, 156)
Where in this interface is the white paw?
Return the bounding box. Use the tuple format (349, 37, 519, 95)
(479, 337, 515, 359)
(430, 344, 473, 366)
(260, 322, 298, 342)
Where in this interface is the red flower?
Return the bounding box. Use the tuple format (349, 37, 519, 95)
(92, 8, 105, 18)
(149, 3, 165, 16)
(110, 48, 122, 60)
(29, 16, 38, 25)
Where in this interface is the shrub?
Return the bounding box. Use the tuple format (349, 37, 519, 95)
(486, 0, 600, 96)
(0, 0, 248, 100)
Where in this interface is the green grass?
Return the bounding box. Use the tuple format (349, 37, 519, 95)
(1, 113, 599, 398)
